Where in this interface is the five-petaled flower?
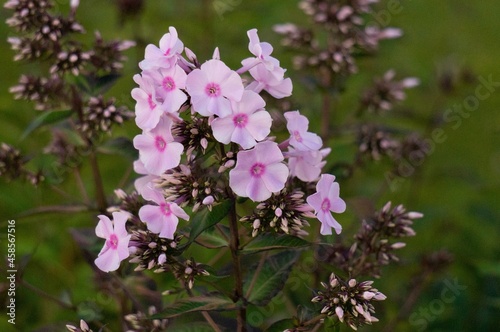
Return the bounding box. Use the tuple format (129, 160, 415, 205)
(284, 110, 323, 151)
(307, 174, 346, 235)
(229, 141, 289, 202)
(140, 26, 184, 70)
(95, 211, 131, 272)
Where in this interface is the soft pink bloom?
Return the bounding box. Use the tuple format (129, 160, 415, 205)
(145, 65, 188, 116)
(246, 64, 293, 99)
(229, 141, 289, 202)
(306, 174, 346, 235)
(284, 111, 323, 151)
(133, 116, 184, 176)
(138, 194, 189, 239)
(211, 90, 271, 149)
(133, 159, 163, 202)
(95, 211, 131, 272)
(286, 147, 330, 182)
(132, 74, 166, 130)
(186, 59, 244, 117)
(140, 26, 184, 70)
(239, 29, 282, 78)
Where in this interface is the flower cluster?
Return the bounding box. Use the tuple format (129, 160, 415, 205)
(124, 306, 167, 332)
(94, 27, 347, 272)
(0, 143, 43, 185)
(311, 273, 386, 330)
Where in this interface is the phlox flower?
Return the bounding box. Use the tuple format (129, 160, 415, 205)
(133, 159, 163, 202)
(286, 147, 330, 182)
(211, 90, 271, 149)
(132, 74, 167, 131)
(140, 26, 184, 70)
(229, 141, 289, 202)
(239, 29, 282, 78)
(144, 64, 188, 116)
(306, 174, 346, 235)
(133, 116, 184, 176)
(284, 111, 323, 151)
(246, 63, 293, 99)
(94, 211, 131, 272)
(186, 59, 244, 117)
(138, 194, 189, 239)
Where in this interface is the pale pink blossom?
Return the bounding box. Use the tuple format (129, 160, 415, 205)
(246, 63, 293, 99)
(307, 174, 346, 235)
(133, 116, 184, 176)
(286, 147, 330, 182)
(229, 141, 289, 202)
(132, 74, 166, 130)
(211, 90, 271, 149)
(284, 111, 323, 151)
(138, 194, 189, 239)
(95, 211, 131, 272)
(186, 59, 244, 117)
(133, 159, 163, 202)
(239, 29, 282, 78)
(140, 26, 184, 70)
(144, 65, 188, 116)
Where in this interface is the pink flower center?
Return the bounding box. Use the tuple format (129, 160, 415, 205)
(205, 83, 221, 97)
(164, 48, 171, 56)
(162, 77, 176, 91)
(293, 130, 303, 142)
(147, 95, 156, 110)
(250, 163, 266, 177)
(160, 203, 172, 216)
(233, 113, 248, 128)
(106, 234, 119, 250)
(155, 136, 167, 151)
(321, 198, 331, 212)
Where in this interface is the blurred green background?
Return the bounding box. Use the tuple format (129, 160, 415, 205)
(0, 0, 499, 331)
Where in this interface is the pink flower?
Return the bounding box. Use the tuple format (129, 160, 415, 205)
(239, 29, 282, 78)
(287, 147, 330, 182)
(306, 174, 346, 235)
(229, 141, 289, 202)
(94, 211, 131, 272)
(133, 159, 163, 202)
(138, 194, 189, 239)
(211, 90, 271, 149)
(132, 74, 166, 130)
(140, 26, 184, 70)
(284, 111, 322, 151)
(186, 59, 244, 117)
(133, 116, 184, 176)
(145, 64, 188, 116)
(246, 64, 293, 99)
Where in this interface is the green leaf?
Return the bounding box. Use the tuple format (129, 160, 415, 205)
(265, 318, 295, 332)
(97, 137, 138, 160)
(152, 296, 236, 319)
(21, 110, 73, 140)
(242, 233, 310, 254)
(196, 224, 230, 248)
(244, 251, 300, 306)
(179, 200, 232, 249)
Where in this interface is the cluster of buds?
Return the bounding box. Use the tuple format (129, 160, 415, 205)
(0, 143, 43, 185)
(328, 202, 421, 278)
(8, 74, 64, 110)
(66, 319, 94, 332)
(93, 27, 347, 274)
(360, 70, 420, 114)
(77, 96, 133, 141)
(274, 0, 402, 77)
(357, 125, 400, 161)
(312, 273, 386, 330)
(124, 306, 167, 332)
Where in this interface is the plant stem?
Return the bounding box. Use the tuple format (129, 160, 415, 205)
(89, 150, 107, 212)
(20, 279, 76, 311)
(228, 199, 247, 332)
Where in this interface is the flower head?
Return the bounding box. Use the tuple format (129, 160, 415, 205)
(211, 90, 271, 149)
(138, 194, 189, 239)
(94, 211, 131, 272)
(284, 110, 322, 151)
(186, 59, 244, 117)
(140, 26, 184, 70)
(229, 141, 289, 202)
(307, 174, 346, 235)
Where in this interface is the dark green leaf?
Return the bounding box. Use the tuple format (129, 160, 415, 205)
(152, 296, 235, 319)
(244, 251, 300, 306)
(179, 200, 232, 250)
(21, 110, 73, 140)
(196, 224, 230, 248)
(98, 137, 138, 160)
(242, 233, 310, 254)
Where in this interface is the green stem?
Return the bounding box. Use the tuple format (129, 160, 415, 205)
(228, 199, 247, 332)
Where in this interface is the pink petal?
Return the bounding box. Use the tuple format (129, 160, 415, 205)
(95, 215, 113, 239)
(255, 141, 284, 165)
(261, 162, 288, 193)
(245, 111, 272, 141)
(139, 205, 164, 234)
(211, 116, 235, 144)
(95, 250, 120, 272)
(158, 215, 178, 239)
(232, 127, 257, 149)
(247, 176, 271, 202)
(229, 169, 251, 197)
